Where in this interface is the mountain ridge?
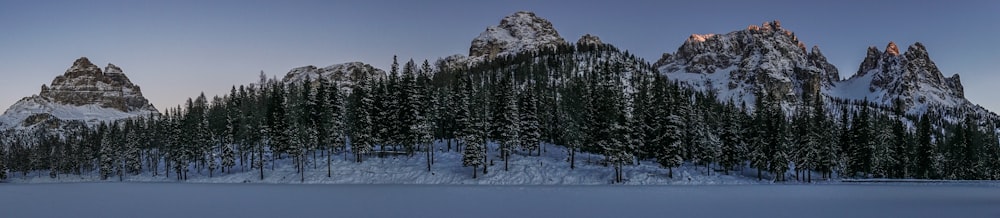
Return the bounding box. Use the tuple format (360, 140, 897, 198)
(0, 57, 159, 130)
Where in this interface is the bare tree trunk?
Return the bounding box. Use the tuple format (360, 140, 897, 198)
(570, 147, 576, 169)
(327, 148, 332, 178)
(426, 143, 432, 172)
(259, 147, 264, 181)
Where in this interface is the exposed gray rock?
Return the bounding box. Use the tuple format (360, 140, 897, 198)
(469, 11, 567, 62)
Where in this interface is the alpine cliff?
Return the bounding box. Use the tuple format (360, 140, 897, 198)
(653, 20, 839, 106)
(0, 57, 159, 130)
(653, 20, 987, 117)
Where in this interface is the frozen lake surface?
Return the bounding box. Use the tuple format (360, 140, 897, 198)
(2, 183, 1000, 218)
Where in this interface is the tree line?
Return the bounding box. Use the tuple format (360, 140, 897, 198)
(1, 43, 998, 183)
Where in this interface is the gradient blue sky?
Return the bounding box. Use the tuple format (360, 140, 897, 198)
(1, 0, 998, 112)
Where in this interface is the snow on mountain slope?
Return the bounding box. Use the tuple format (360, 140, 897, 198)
(0, 96, 152, 129)
(829, 42, 968, 114)
(281, 62, 386, 91)
(654, 20, 838, 107)
(0, 57, 158, 129)
(653, 21, 987, 118)
(469, 11, 567, 63)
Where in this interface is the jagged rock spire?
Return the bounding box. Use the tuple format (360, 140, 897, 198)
(885, 41, 900, 56)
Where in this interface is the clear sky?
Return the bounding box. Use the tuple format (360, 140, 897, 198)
(1, 0, 998, 112)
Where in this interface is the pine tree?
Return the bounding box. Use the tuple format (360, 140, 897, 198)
(317, 76, 345, 176)
(813, 97, 838, 180)
(268, 83, 291, 160)
(848, 100, 874, 177)
(657, 114, 684, 178)
(766, 101, 790, 182)
(98, 123, 116, 180)
(124, 127, 142, 176)
(519, 88, 541, 156)
(719, 103, 745, 175)
(914, 113, 934, 179)
(221, 142, 235, 174)
(452, 71, 473, 153)
(462, 114, 486, 179)
(749, 98, 769, 181)
(690, 108, 720, 174)
(416, 60, 436, 171)
(398, 59, 418, 155)
(492, 76, 519, 171)
(350, 81, 375, 163)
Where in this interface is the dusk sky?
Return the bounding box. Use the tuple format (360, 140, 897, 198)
(1, 0, 997, 112)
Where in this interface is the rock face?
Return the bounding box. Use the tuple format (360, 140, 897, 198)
(833, 42, 966, 112)
(282, 62, 386, 90)
(39, 58, 154, 112)
(577, 34, 603, 46)
(469, 11, 567, 62)
(0, 57, 159, 129)
(653, 20, 971, 114)
(654, 20, 839, 105)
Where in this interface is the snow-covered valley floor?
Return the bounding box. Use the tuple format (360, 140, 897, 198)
(4, 143, 1000, 217)
(3, 183, 1000, 218)
(7, 143, 779, 185)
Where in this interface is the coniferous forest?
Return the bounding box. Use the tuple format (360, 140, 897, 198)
(1, 43, 999, 183)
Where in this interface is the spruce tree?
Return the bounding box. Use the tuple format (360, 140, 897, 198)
(452, 71, 473, 153)
(519, 88, 541, 156)
(492, 76, 519, 171)
(749, 97, 769, 181)
(416, 60, 436, 171)
(848, 100, 874, 177)
(691, 108, 720, 174)
(463, 113, 486, 179)
(398, 59, 418, 154)
(351, 81, 375, 163)
(657, 114, 684, 178)
(124, 128, 142, 176)
(719, 102, 745, 175)
(98, 123, 115, 180)
(221, 142, 235, 174)
(914, 113, 934, 179)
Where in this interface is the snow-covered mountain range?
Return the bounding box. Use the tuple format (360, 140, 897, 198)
(0, 57, 158, 130)
(652, 20, 983, 115)
(1, 12, 993, 131)
(829, 42, 966, 114)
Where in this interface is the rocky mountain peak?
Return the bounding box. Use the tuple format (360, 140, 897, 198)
(857, 46, 883, 77)
(42, 57, 155, 112)
(1, 57, 158, 129)
(656, 20, 838, 104)
(469, 11, 566, 62)
(839, 42, 967, 112)
(577, 34, 603, 46)
(885, 41, 900, 56)
(66, 57, 102, 77)
(903, 42, 929, 61)
(105, 63, 123, 74)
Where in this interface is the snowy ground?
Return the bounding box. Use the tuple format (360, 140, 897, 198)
(3, 183, 1000, 218)
(7, 142, 780, 185)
